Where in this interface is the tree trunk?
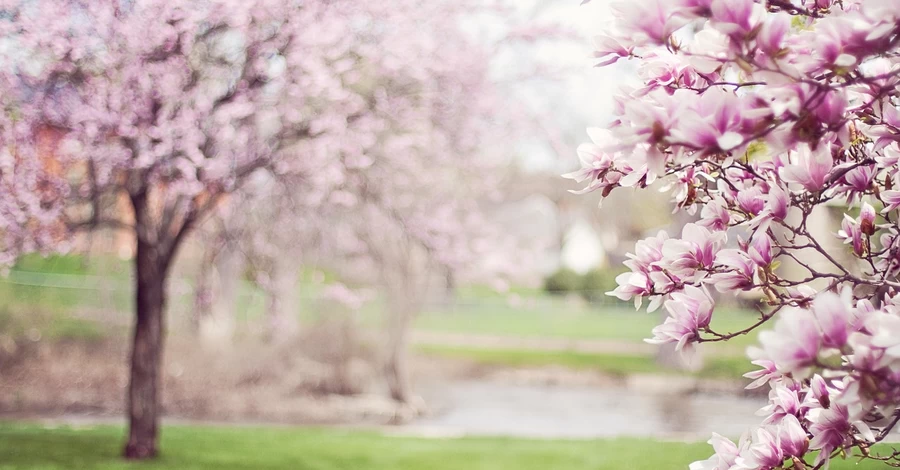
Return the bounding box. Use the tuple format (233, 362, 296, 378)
(385, 302, 412, 404)
(124, 239, 170, 460)
(266, 258, 299, 341)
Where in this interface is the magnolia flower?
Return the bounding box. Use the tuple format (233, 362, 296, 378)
(609, 0, 693, 45)
(881, 190, 900, 213)
(777, 415, 809, 458)
(860, 202, 876, 236)
(812, 290, 851, 348)
(646, 285, 714, 351)
(757, 382, 801, 425)
(609, 272, 654, 308)
(736, 186, 765, 215)
(759, 308, 822, 376)
(756, 12, 790, 55)
(563, 128, 619, 195)
(744, 350, 780, 390)
(689, 433, 741, 470)
(780, 145, 834, 192)
(669, 87, 766, 153)
(837, 214, 865, 257)
(734, 427, 783, 469)
(593, 35, 633, 67)
(709, 0, 764, 38)
(709, 249, 756, 292)
(748, 232, 773, 267)
(624, 230, 669, 274)
(807, 375, 831, 410)
(808, 402, 872, 467)
(661, 223, 726, 278)
(699, 198, 732, 231)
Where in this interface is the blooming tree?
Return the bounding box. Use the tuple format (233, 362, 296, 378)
(568, 0, 900, 468)
(0, 0, 466, 458)
(188, 1, 558, 404)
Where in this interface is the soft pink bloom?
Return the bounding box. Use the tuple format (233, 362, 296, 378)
(689, 433, 741, 470)
(808, 404, 855, 466)
(646, 285, 714, 351)
(808, 374, 831, 409)
(759, 308, 822, 376)
(593, 35, 633, 67)
(881, 190, 900, 213)
(624, 230, 669, 274)
(609, 0, 693, 45)
(709, 249, 756, 292)
(757, 382, 801, 425)
(610, 272, 654, 308)
(735, 427, 783, 469)
(563, 129, 619, 195)
(661, 223, 726, 277)
(736, 186, 765, 215)
(669, 87, 766, 153)
(812, 291, 851, 348)
(757, 12, 790, 55)
(709, 0, 764, 38)
(743, 352, 780, 390)
(748, 232, 773, 267)
(777, 415, 809, 459)
(767, 184, 789, 221)
(699, 198, 732, 231)
(837, 214, 865, 257)
(779, 145, 834, 192)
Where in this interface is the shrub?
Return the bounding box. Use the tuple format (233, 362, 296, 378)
(543, 268, 581, 295)
(580, 268, 626, 304)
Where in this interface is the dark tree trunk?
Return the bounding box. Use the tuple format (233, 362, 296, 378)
(385, 304, 412, 404)
(124, 238, 171, 460)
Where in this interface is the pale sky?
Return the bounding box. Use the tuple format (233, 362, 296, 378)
(507, 0, 632, 173)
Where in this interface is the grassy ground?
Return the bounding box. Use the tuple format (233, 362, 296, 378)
(415, 303, 763, 349)
(0, 254, 761, 380)
(416, 345, 753, 379)
(0, 422, 887, 470)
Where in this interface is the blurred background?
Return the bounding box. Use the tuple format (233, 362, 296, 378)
(0, 0, 775, 468)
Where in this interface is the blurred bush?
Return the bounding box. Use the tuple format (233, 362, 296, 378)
(543, 268, 582, 295)
(580, 267, 626, 304)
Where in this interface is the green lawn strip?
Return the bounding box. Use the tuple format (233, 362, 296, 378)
(0, 422, 887, 470)
(417, 345, 753, 380)
(415, 306, 763, 349)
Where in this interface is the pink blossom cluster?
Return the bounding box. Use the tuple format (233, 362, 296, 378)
(569, 0, 900, 467)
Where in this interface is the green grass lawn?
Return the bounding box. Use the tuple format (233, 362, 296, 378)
(417, 345, 753, 380)
(415, 303, 763, 349)
(0, 422, 887, 470)
(0, 253, 764, 350)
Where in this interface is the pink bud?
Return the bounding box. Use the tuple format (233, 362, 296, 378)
(860, 202, 876, 236)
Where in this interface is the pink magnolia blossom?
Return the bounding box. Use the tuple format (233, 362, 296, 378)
(576, 0, 900, 467)
(689, 433, 742, 470)
(777, 415, 809, 459)
(756, 12, 790, 56)
(813, 291, 852, 348)
(646, 285, 714, 351)
(748, 232, 773, 267)
(779, 145, 834, 192)
(734, 427, 783, 470)
(661, 223, 726, 278)
(758, 308, 822, 376)
(708, 249, 756, 292)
